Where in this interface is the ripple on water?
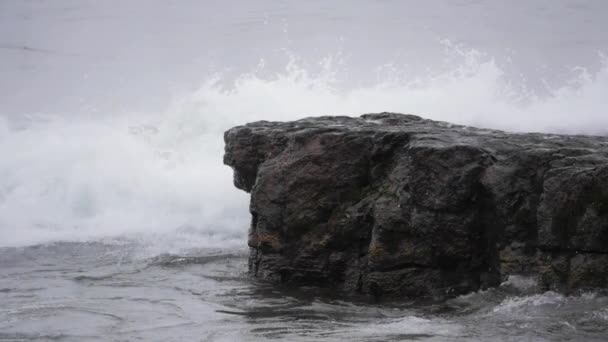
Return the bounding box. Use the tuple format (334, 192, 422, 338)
(1, 307, 122, 338)
(2, 242, 608, 341)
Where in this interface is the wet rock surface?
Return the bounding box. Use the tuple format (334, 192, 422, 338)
(224, 113, 608, 299)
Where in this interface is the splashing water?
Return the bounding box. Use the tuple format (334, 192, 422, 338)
(1, 49, 608, 248)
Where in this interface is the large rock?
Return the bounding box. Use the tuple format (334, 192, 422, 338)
(224, 113, 608, 299)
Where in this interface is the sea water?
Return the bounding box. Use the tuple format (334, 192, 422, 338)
(1, 1, 608, 340)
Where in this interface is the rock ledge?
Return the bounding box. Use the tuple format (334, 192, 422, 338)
(224, 113, 608, 298)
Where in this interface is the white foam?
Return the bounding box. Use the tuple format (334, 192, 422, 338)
(492, 292, 566, 314)
(1, 49, 608, 248)
(500, 275, 538, 291)
(334, 315, 462, 339)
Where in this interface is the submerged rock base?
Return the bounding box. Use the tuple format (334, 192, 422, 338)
(224, 113, 608, 299)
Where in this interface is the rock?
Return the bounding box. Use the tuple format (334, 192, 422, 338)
(224, 113, 608, 299)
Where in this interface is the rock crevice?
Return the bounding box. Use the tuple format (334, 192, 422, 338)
(224, 113, 608, 298)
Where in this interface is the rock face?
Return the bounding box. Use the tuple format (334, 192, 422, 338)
(224, 113, 608, 299)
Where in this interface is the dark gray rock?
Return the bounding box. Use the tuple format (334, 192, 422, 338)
(224, 113, 608, 299)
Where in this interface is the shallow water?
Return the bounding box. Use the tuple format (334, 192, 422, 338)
(1, 242, 607, 341)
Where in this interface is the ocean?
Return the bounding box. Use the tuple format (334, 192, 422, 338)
(1, 1, 608, 340)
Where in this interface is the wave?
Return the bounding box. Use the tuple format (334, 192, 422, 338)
(1, 47, 608, 248)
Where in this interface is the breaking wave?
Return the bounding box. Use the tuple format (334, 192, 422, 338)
(1, 48, 608, 248)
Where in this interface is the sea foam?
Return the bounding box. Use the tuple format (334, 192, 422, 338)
(1, 48, 608, 248)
